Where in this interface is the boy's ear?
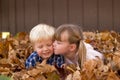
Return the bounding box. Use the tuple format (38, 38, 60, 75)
(69, 44, 77, 51)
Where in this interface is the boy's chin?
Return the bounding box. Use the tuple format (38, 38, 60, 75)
(42, 56, 51, 59)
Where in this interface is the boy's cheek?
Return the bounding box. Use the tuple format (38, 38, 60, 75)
(37, 53, 42, 57)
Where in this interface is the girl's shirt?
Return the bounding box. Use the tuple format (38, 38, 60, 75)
(84, 42, 104, 60)
(25, 52, 64, 69)
(65, 42, 104, 67)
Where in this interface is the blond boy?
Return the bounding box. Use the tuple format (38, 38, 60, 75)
(25, 24, 64, 69)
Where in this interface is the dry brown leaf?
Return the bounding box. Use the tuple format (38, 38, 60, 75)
(34, 75, 47, 80)
(45, 71, 60, 80)
(12, 70, 29, 80)
(65, 64, 78, 73)
(16, 32, 27, 40)
(94, 65, 110, 80)
(0, 67, 10, 72)
(27, 68, 41, 77)
(99, 31, 113, 41)
(107, 70, 120, 80)
(36, 60, 57, 73)
(27, 60, 57, 78)
(81, 59, 107, 80)
(0, 42, 4, 53)
(114, 51, 120, 57)
(112, 55, 120, 70)
(65, 74, 73, 80)
(72, 71, 81, 80)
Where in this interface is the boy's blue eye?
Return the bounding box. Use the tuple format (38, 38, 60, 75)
(46, 42, 52, 46)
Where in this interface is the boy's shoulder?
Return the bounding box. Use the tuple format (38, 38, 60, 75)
(29, 51, 38, 57)
(27, 51, 40, 60)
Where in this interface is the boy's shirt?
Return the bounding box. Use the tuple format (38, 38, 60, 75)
(25, 52, 64, 69)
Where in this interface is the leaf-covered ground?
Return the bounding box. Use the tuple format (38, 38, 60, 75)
(0, 31, 120, 80)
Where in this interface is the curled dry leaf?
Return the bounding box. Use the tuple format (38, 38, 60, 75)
(35, 60, 57, 73)
(107, 70, 120, 80)
(72, 71, 81, 80)
(65, 74, 73, 80)
(12, 70, 28, 80)
(114, 51, 120, 57)
(27, 68, 41, 77)
(112, 55, 120, 70)
(16, 32, 27, 40)
(81, 59, 98, 79)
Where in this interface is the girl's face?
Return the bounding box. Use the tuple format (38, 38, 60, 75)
(34, 39, 53, 59)
(53, 31, 71, 55)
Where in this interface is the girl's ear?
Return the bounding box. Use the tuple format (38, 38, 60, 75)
(69, 44, 77, 51)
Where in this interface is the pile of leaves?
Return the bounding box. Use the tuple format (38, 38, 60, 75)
(0, 31, 120, 80)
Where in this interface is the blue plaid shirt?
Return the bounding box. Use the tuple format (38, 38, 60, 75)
(25, 52, 64, 69)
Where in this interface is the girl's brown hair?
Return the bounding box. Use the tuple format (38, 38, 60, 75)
(54, 24, 86, 68)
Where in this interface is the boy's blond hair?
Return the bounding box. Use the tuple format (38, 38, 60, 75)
(29, 24, 55, 43)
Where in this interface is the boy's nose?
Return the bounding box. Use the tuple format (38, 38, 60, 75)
(43, 46, 48, 51)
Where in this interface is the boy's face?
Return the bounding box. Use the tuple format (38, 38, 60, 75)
(34, 39, 54, 59)
(53, 31, 71, 55)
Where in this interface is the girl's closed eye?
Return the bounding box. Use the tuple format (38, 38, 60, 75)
(56, 41, 62, 44)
